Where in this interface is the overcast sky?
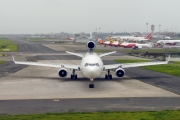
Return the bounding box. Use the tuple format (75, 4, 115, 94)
(0, 0, 180, 34)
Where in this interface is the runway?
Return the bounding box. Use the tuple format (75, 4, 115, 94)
(0, 38, 180, 114)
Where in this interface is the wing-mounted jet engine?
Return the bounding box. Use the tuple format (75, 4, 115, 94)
(115, 68, 125, 77)
(58, 68, 68, 77)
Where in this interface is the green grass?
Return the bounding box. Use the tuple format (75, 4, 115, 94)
(0, 38, 18, 52)
(115, 59, 180, 77)
(0, 60, 4, 64)
(0, 110, 180, 120)
(142, 63, 180, 77)
(115, 59, 149, 63)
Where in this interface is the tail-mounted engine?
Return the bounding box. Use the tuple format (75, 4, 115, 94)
(58, 68, 68, 77)
(87, 41, 96, 52)
(115, 68, 125, 77)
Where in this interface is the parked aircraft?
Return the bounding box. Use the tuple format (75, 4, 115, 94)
(163, 36, 172, 40)
(129, 33, 152, 42)
(111, 33, 152, 42)
(67, 36, 76, 41)
(111, 37, 153, 49)
(111, 35, 133, 40)
(103, 37, 114, 47)
(97, 36, 104, 44)
(110, 37, 123, 47)
(130, 43, 153, 49)
(13, 38, 170, 88)
(157, 40, 180, 45)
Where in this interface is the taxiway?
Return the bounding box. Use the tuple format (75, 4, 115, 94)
(0, 37, 180, 114)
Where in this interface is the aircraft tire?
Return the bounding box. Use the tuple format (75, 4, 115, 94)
(89, 84, 94, 88)
(71, 75, 73, 79)
(110, 75, 112, 79)
(75, 74, 77, 79)
(105, 74, 108, 79)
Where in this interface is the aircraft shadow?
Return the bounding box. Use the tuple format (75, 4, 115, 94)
(17, 76, 166, 82)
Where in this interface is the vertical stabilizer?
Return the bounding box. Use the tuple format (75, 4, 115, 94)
(145, 33, 152, 40)
(90, 24, 92, 41)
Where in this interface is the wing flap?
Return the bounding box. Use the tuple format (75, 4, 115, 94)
(12, 56, 80, 70)
(104, 55, 170, 70)
(103, 64, 121, 70)
(121, 61, 168, 68)
(66, 51, 84, 57)
(121, 55, 170, 68)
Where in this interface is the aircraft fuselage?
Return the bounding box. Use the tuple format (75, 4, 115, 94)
(81, 52, 103, 79)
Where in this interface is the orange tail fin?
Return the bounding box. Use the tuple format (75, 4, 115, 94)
(145, 33, 152, 40)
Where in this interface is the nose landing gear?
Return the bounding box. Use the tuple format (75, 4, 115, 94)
(89, 79, 94, 88)
(105, 69, 112, 79)
(71, 69, 77, 79)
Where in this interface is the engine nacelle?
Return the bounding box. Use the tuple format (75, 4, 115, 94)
(58, 68, 68, 77)
(115, 68, 125, 77)
(86, 41, 96, 51)
(133, 46, 138, 49)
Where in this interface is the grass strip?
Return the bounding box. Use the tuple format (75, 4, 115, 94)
(0, 38, 18, 52)
(0, 110, 180, 120)
(0, 60, 4, 64)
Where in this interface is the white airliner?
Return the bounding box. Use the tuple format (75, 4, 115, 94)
(128, 33, 152, 42)
(157, 40, 180, 45)
(67, 36, 76, 41)
(13, 41, 170, 88)
(111, 33, 152, 42)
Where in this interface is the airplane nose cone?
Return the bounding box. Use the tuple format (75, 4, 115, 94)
(84, 67, 101, 79)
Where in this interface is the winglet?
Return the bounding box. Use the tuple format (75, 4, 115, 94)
(12, 55, 15, 62)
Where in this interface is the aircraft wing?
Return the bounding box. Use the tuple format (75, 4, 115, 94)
(103, 55, 170, 70)
(103, 64, 122, 70)
(121, 60, 168, 68)
(12, 56, 80, 70)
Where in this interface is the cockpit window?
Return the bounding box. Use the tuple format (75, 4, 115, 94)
(85, 63, 88, 67)
(96, 63, 99, 66)
(84, 63, 100, 67)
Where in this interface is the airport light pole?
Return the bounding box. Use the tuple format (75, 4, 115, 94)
(146, 23, 148, 33)
(159, 24, 161, 39)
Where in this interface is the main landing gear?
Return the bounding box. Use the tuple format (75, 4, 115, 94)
(71, 69, 77, 79)
(89, 79, 94, 88)
(105, 69, 112, 79)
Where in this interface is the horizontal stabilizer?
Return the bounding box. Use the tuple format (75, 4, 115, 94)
(99, 51, 116, 57)
(66, 51, 84, 57)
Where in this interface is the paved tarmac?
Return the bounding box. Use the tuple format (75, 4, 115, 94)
(18, 44, 57, 53)
(0, 61, 27, 78)
(125, 67, 180, 95)
(0, 38, 180, 115)
(1, 97, 180, 115)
